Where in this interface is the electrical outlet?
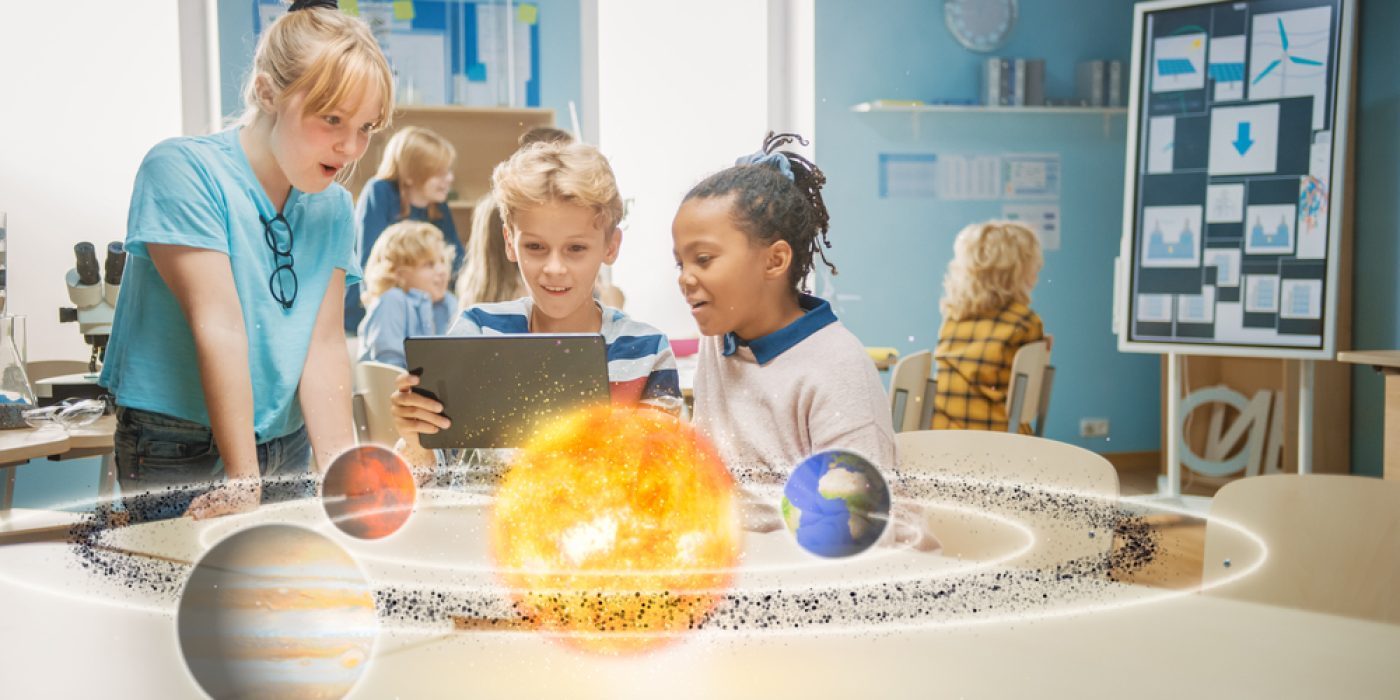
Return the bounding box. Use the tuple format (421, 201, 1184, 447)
(1079, 418, 1110, 438)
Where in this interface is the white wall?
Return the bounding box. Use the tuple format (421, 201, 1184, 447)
(0, 1, 184, 363)
(596, 0, 769, 339)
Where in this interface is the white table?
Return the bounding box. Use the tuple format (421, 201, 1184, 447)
(2, 493, 1397, 698)
(0, 415, 115, 534)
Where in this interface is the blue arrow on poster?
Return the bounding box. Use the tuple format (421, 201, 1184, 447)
(1233, 122, 1254, 156)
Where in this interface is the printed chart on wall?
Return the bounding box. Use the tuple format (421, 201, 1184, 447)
(254, 0, 542, 108)
(1120, 0, 1355, 358)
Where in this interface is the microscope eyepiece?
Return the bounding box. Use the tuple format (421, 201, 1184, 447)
(74, 242, 101, 286)
(104, 242, 127, 286)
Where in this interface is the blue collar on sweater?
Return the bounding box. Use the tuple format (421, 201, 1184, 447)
(722, 294, 837, 365)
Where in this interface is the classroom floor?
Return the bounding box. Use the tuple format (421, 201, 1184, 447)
(1110, 462, 1209, 590)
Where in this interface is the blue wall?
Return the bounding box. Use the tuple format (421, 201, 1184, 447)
(814, 0, 1158, 452)
(1348, 0, 1400, 477)
(216, 0, 581, 124)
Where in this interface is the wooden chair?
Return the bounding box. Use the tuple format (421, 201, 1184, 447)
(896, 430, 1118, 566)
(1006, 340, 1054, 436)
(888, 350, 933, 433)
(353, 361, 405, 448)
(1203, 474, 1400, 624)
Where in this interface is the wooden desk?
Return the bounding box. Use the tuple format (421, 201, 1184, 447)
(0, 426, 71, 515)
(0, 415, 116, 529)
(1337, 350, 1400, 480)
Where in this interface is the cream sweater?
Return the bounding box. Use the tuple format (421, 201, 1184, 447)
(692, 315, 896, 474)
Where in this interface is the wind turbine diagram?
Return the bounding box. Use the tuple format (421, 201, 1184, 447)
(1252, 17, 1324, 85)
(1249, 7, 1332, 129)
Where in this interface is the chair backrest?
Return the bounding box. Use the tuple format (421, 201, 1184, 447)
(353, 361, 405, 448)
(888, 349, 932, 433)
(1007, 340, 1052, 434)
(896, 430, 1119, 566)
(1203, 474, 1400, 624)
(25, 359, 91, 382)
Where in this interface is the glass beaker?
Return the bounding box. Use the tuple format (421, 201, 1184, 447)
(0, 211, 7, 315)
(0, 315, 36, 429)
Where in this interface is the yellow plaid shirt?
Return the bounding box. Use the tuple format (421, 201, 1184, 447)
(931, 302, 1044, 433)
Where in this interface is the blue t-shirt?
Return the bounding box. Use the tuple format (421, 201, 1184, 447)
(100, 127, 362, 441)
(357, 287, 458, 368)
(344, 178, 464, 332)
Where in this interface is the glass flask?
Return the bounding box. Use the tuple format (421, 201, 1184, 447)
(0, 315, 36, 429)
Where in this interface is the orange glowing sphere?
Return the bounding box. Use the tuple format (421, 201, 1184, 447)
(322, 445, 417, 540)
(490, 406, 741, 654)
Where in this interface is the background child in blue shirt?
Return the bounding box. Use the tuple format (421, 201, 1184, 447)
(345, 125, 463, 331)
(99, 1, 393, 520)
(358, 220, 457, 367)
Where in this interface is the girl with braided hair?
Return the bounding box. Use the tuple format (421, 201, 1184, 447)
(672, 132, 896, 490)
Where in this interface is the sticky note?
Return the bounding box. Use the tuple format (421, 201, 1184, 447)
(517, 3, 538, 25)
(341, 0, 358, 16)
(393, 0, 414, 21)
(466, 64, 487, 82)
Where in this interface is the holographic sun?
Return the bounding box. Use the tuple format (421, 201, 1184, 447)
(489, 405, 741, 654)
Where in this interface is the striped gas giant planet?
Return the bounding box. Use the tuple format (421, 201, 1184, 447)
(177, 524, 377, 699)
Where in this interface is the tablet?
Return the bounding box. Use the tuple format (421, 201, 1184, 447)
(404, 333, 611, 449)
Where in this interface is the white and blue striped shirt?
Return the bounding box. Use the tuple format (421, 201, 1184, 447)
(449, 297, 681, 411)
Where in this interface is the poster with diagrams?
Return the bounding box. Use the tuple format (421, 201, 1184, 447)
(1140, 205, 1203, 268)
(1120, 0, 1354, 358)
(252, 0, 544, 108)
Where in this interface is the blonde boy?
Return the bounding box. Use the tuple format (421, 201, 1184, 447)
(390, 142, 680, 467)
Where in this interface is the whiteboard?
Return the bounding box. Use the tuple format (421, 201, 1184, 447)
(1115, 0, 1357, 359)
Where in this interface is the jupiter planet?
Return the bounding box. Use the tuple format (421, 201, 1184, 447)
(177, 524, 377, 699)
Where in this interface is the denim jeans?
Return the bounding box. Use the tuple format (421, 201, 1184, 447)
(113, 405, 312, 522)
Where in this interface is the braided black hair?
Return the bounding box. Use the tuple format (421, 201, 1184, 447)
(683, 132, 836, 292)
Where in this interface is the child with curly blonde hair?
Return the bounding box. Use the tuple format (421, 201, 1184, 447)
(932, 220, 1047, 433)
(346, 125, 463, 331)
(358, 221, 457, 368)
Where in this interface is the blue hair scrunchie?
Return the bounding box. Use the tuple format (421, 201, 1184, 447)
(734, 151, 795, 182)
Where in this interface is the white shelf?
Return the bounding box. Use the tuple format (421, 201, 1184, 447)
(851, 102, 1126, 115)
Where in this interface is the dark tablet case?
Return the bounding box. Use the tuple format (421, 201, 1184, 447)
(404, 333, 610, 449)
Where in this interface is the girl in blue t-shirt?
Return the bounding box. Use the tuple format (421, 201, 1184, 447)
(99, 0, 394, 521)
(344, 126, 464, 332)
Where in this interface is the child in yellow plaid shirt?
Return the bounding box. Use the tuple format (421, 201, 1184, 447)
(932, 221, 1047, 433)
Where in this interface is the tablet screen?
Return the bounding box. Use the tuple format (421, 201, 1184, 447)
(405, 334, 610, 449)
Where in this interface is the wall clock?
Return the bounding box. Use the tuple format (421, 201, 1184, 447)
(944, 0, 1018, 53)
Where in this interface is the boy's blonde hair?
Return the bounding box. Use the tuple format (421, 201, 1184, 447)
(939, 220, 1043, 320)
(239, 6, 394, 137)
(374, 126, 457, 221)
(491, 142, 624, 234)
(456, 193, 525, 310)
(361, 221, 452, 304)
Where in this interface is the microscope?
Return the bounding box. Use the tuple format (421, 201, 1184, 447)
(59, 241, 124, 373)
(27, 242, 123, 408)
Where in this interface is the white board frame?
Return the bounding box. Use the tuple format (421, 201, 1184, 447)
(1115, 0, 1358, 360)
